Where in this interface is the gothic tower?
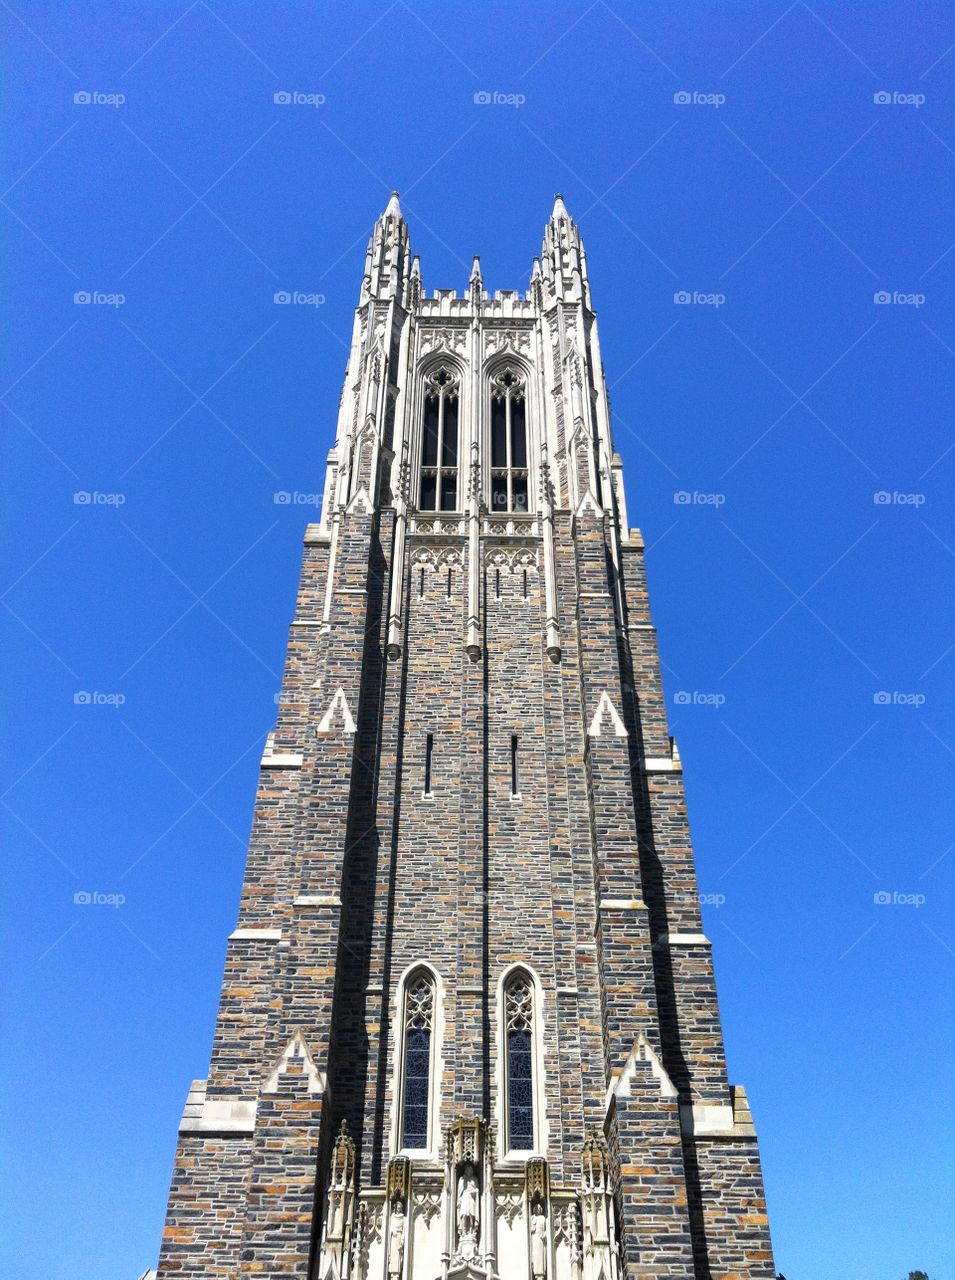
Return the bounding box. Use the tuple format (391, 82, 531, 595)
(156, 195, 776, 1280)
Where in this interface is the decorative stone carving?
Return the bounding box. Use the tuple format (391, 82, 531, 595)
(485, 326, 532, 354)
(318, 1121, 358, 1278)
(386, 1201, 405, 1278)
(420, 326, 467, 354)
(530, 1202, 548, 1280)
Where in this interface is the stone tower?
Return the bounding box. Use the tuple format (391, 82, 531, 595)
(156, 195, 776, 1280)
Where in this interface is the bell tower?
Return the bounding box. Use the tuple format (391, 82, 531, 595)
(155, 195, 776, 1280)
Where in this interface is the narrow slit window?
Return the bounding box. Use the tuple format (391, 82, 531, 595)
(522, 568, 528, 598)
(419, 567, 425, 598)
(419, 366, 460, 511)
(504, 972, 535, 1151)
(489, 367, 530, 513)
(447, 567, 453, 596)
(401, 972, 434, 1149)
(424, 733, 433, 796)
(510, 734, 519, 796)
(495, 568, 501, 599)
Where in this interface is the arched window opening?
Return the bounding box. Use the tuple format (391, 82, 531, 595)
(504, 971, 535, 1150)
(490, 367, 529, 513)
(401, 971, 435, 1148)
(419, 366, 459, 511)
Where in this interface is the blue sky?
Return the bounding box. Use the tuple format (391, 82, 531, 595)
(1, 3, 953, 1277)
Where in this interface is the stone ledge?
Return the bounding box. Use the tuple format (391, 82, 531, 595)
(179, 1080, 257, 1135)
(304, 524, 330, 545)
(294, 894, 341, 907)
(653, 932, 711, 948)
(599, 897, 648, 911)
(229, 927, 283, 941)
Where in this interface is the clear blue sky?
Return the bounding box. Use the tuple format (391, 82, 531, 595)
(2, 3, 953, 1277)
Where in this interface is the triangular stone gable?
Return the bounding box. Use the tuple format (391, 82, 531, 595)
(587, 691, 627, 738)
(264, 1030, 324, 1095)
(317, 687, 356, 734)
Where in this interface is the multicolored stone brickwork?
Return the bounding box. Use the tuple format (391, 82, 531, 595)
(155, 195, 775, 1280)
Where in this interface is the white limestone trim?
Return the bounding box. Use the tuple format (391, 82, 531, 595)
(606, 1033, 678, 1111)
(631, 623, 656, 630)
(179, 1080, 257, 1135)
(653, 932, 711, 948)
(679, 1102, 736, 1137)
(229, 927, 283, 940)
(261, 731, 303, 768)
(294, 894, 341, 907)
(261, 751, 303, 768)
(317, 687, 356, 734)
(264, 1030, 325, 1095)
(338, 587, 367, 594)
(304, 524, 330, 545)
(290, 619, 326, 627)
(587, 691, 627, 738)
(599, 897, 647, 911)
(642, 756, 680, 772)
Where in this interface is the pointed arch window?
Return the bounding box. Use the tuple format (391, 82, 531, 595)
(504, 970, 535, 1150)
(400, 970, 435, 1148)
(419, 365, 459, 511)
(490, 366, 529, 513)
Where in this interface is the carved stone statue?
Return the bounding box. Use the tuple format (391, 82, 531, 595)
(530, 1204, 548, 1279)
(387, 1201, 405, 1278)
(456, 1164, 480, 1251)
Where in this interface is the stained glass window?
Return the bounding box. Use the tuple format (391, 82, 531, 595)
(401, 972, 434, 1148)
(505, 972, 535, 1150)
(419, 367, 459, 511)
(490, 368, 529, 513)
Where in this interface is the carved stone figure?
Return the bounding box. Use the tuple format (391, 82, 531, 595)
(387, 1201, 405, 1278)
(456, 1164, 480, 1246)
(530, 1204, 548, 1279)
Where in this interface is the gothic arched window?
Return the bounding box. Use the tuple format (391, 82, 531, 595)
(504, 970, 535, 1150)
(400, 969, 435, 1149)
(419, 365, 459, 511)
(490, 366, 529, 513)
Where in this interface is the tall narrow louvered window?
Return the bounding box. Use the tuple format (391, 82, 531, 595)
(401, 970, 435, 1148)
(490, 366, 529, 513)
(504, 971, 535, 1150)
(419, 365, 459, 511)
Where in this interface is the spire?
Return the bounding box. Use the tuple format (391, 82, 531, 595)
(360, 192, 411, 304)
(469, 254, 483, 307)
(540, 193, 589, 306)
(469, 255, 482, 284)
